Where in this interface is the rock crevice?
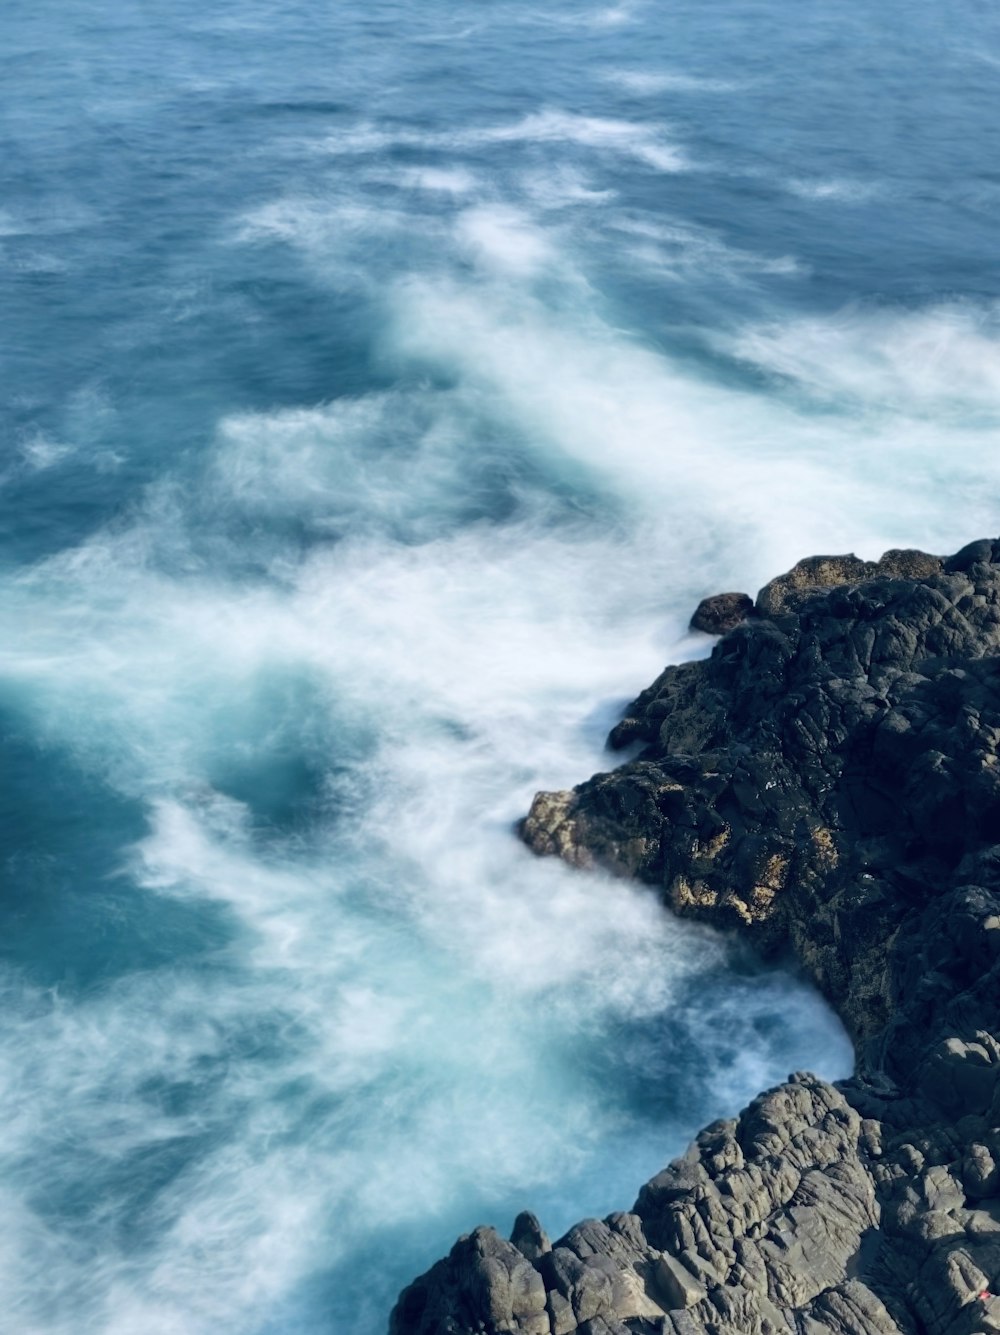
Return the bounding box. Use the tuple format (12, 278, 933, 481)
(391, 539, 1000, 1335)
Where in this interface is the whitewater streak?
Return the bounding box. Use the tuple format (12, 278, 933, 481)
(4, 262, 1000, 1332)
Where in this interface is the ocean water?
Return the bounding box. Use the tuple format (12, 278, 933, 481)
(2, 1, 999, 1330)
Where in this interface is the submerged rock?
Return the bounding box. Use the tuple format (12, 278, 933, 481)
(392, 539, 1000, 1335)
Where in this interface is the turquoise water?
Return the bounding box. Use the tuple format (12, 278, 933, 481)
(3, 1, 1000, 1330)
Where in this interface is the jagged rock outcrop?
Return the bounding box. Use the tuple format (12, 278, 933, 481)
(689, 592, 755, 636)
(391, 539, 1000, 1335)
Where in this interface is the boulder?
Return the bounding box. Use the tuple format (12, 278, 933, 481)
(689, 592, 754, 636)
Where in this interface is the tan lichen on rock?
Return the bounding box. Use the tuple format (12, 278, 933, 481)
(670, 874, 718, 912)
(749, 884, 777, 914)
(728, 895, 755, 925)
(811, 826, 840, 868)
(696, 826, 731, 861)
(756, 547, 942, 617)
(760, 853, 788, 890)
(520, 790, 595, 869)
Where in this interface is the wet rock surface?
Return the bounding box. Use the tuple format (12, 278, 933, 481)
(391, 540, 1000, 1335)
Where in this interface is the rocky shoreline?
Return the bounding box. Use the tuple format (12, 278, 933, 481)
(391, 539, 1000, 1335)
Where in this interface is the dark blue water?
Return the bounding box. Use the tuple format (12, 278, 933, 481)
(3, 1, 1000, 1330)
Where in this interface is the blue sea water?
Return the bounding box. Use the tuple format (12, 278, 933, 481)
(2, 0, 1000, 1330)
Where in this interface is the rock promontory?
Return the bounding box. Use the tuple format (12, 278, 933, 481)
(392, 539, 1000, 1335)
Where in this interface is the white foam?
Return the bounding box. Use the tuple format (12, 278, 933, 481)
(785, 176, 881, 202)
(522, 0, 641, 28)
(455, 204, 557, 275)
(394, 166, 480, 194)
(20, 434, 74, 470)
(4, 249, 69, 275)
(320, 109, 685, 173)
(611, 214, 803, 281)
(236, 196, 391, 248)
(602, 69, 739, 94)
(726, 301, 1000, 417)
(234, 196, 443, 294)
(415, 22, 484, 43)
(519, 165, 617, 209)
(582, 2, 639, 28)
